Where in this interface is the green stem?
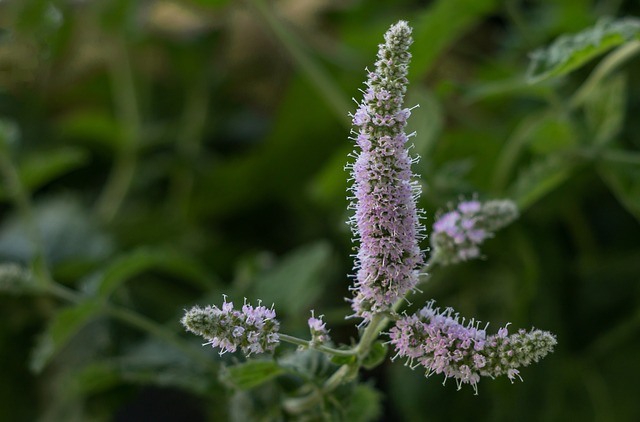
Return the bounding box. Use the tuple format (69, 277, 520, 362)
(96, 36, 141, 223)
(246, 0, 351, 127)
(355, 257, 435, 359)
(355, 313, 384, 358)
(105, 305, 217, 371)
(278, 333, 357, 357)
(570, 39, 640, 109)
(168, 69, 210, 221)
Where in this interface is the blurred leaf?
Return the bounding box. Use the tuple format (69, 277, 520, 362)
(72, 338, 217, 396)
(528, 115, 576, 155)
(252, 242, 333, 316)
(0, 262, 41, 295)
(583, 73, 627, 147)
(197, 76, 342, 218)
(0, 196, 112, 264)
(0, 118, 20, 150)
(406, 86, 444, 164)
(278, 348, 336, 381)
(465, 77, 553, 103)
(344, 384, 383, 422)
(308, 145, 350, 209)
(222, 360, 285, 390)
(20, 147, 88, 188)
(84, 247, 212, 298)
(410, 0, 499, 78)
(361, 341, 388, 370)
(187, 0, 232, 7)
(330, 354, 357, 366)
(527, 17, 640, 83)
(0, 148, 89, 200)
(598, 160, 640, 221)
(492, 111, 575, 192)
(509, 154, 575, 210)
(247, 0, 350, 127)
(55, 110, 124, 151)
(30, 298, 105, 373)
(229, 383, 282, 422)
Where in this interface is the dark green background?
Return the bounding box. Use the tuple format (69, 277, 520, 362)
(1, 0, 640, 420)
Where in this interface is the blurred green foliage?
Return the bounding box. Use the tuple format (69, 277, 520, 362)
(1, 0, 640, 421)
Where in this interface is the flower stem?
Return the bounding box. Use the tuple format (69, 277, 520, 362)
(278, 333, 357, 357)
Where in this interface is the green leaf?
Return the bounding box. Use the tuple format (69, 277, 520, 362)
(0, 148, 89, 200)
(21, 147, 89, 188)
(84, 247, 211, 298)
(252, 242, 333, 316)
(0, 196, 112, 265)
(410, 0, 499, 78)
(222, 360, 285, 390)
(330, 354, 357, 366)
(71, 338, 218, 395)
(527, 17, 640, 83)
(598, 160, 640, 221)
(361, 341, 388, 370)
(0, 119, 20, 150)
(55, 110, 124, 151)
(509, 154, 575, 211)
(528, 115, 576, 155)
(344, 384, 383, 422)
(30, 298, 105, 373)
(583, 73, 627, 147)
(493, 111, 574, 192)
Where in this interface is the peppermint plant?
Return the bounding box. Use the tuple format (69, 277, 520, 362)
(182, 20, 556, 416)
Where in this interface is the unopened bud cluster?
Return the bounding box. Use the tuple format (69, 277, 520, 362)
(181, 297, 280, 356)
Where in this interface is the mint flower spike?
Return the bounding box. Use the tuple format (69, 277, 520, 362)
(347, 20, 425, 321)
(431, 199, 518, 265)
(181, 296, 280, 356)
(388, 301, 557, 394)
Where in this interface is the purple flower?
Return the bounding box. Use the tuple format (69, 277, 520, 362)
(181, 296, 280, 356)
(388, 301, 557, 393)
(431, 199, 518, 265)
(347, 20, 425, 321)
(308, 310, 331, 345)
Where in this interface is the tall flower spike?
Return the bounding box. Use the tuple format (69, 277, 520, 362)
(347, 20, 425, 321)
(181, 297, 280, 356)
(388, 301, 557, 394)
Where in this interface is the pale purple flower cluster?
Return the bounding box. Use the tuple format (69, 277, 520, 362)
(181, 297, 280, 356)
(308, 310, 331, 346)
(347, 20, 425, 321)
(388, 301, 556, 393)
(431, 199, 518, 265)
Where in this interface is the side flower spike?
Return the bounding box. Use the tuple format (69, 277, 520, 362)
(181, 296, 280, 356)
(347, 20, 425, 321)
(388, 301, 557, 394)
(431, 199, 518, 265)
